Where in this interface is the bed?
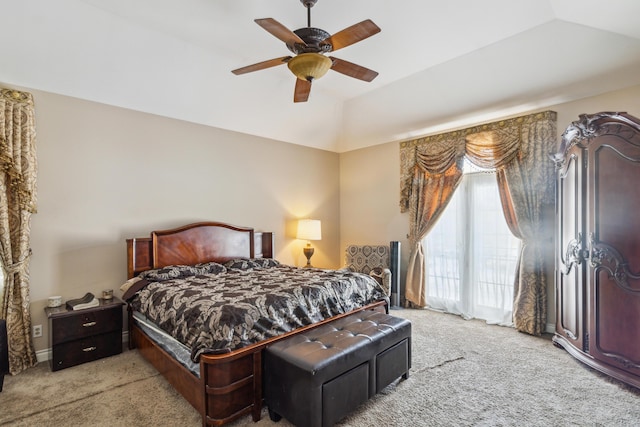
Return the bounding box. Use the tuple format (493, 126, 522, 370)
(124, 221, 389, 426)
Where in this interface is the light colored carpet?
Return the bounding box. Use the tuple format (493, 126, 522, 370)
(1, 308, 639, 426)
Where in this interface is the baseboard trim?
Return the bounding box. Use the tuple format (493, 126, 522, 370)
(35, 348, 49, 364)
(36, 331, 130, 363)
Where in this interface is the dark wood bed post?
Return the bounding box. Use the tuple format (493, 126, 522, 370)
(127, 237, 152, 279)
(254, 231, 274, 259)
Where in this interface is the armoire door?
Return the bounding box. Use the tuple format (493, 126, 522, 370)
(587, 132, 640, 376)
(555, 144, 586, 351)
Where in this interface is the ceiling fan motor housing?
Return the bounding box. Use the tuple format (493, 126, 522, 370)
(287, 27, 332, 54)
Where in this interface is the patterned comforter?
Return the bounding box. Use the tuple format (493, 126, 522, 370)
(127, 259, 388, 361)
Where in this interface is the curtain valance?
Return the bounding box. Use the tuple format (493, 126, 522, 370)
(0, 89, 37, 214)
(400, 111, 557, 213)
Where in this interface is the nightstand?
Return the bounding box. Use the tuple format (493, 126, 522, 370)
(45, 297, 124, 371)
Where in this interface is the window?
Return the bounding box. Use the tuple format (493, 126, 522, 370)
(423, 162, 520, 325)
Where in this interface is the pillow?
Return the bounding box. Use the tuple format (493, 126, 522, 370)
(120, 276, 143, 293)
(194, 261, 227, 275)
(139, 262, 227, 281)
(139, 265, 188, 281)
(224, 258, 280, 270)
(224, 259, 260, 270)
(251, 258, 280, 268)
(120, 277, 151, 301)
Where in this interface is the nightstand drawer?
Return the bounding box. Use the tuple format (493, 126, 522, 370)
(51, 306, 122, 344)
(51, 330, 122, 371)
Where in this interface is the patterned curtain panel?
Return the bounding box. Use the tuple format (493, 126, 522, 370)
(400, 111, 557, 334)
(405, 162, 465, 307)
(497, 117, 557, 335)
(0, 88, 38, 374)
(401, 133, 466, 307)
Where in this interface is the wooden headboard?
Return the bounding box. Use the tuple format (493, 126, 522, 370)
(126, 221, 274, 278)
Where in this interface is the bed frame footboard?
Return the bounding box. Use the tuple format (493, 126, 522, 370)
(130, 301, 387, 426)
(201, 347, 263, 425)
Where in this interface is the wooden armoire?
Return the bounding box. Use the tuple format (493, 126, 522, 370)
(553, 112, 640, 388)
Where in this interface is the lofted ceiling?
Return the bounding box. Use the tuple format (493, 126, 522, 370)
(2, 0, 640, 152)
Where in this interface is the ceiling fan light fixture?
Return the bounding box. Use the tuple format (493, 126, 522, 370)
(287, 53, 332, 82)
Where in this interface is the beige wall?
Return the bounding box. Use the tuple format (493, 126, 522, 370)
(8, 82, 640, 353)
(12, 87, 341, 353)
(340, 84, 640, 328)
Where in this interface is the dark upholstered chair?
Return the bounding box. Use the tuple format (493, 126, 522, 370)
(345, 245, 392, 296)
(0, 319, 9, 392)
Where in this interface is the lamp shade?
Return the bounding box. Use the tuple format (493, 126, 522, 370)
(297, 219, 322, 241)
(287, 53, 332, 82)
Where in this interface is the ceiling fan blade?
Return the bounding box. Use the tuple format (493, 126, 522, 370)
(321, 19, 381, 52)
(294, 79, 312, 103)
(255, 18, 306, 46)
(329, 57, 378, 82)
(231, 56, 292, 75)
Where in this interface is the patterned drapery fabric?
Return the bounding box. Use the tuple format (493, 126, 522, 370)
(0, 88, 38, 374)
(400, 111, 556, 335)
(404, 158, 464, 307)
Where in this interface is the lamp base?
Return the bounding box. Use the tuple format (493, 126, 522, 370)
(303, 246, 315, 268)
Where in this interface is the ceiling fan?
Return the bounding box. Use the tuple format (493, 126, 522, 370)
(231, 0, 381, 103)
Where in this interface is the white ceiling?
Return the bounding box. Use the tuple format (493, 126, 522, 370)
(2, 0, 640, 152)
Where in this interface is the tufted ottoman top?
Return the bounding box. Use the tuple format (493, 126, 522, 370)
(266, 310, 411, 383)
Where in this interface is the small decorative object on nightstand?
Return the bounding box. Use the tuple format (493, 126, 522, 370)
(45, 297, 124, 371)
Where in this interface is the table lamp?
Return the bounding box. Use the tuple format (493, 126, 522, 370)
(297, 219, 322, 268)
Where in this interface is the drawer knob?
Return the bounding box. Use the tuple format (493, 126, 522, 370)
(82, 321, 97, 327)
(82, 346, 97, 352)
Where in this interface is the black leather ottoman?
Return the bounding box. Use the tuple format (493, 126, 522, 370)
(264, 310, 411, 427)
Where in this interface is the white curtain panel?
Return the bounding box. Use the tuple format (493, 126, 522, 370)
(424, 166, 520, 326)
